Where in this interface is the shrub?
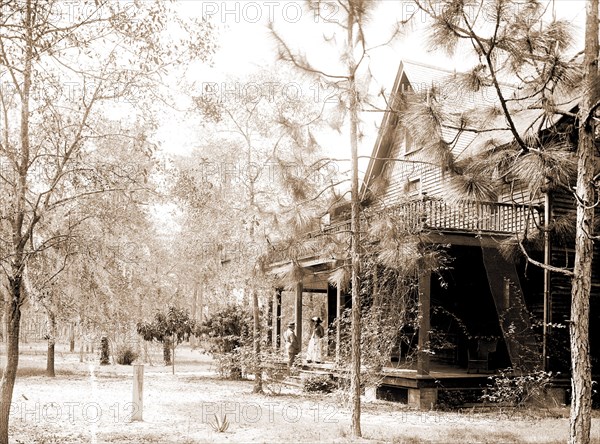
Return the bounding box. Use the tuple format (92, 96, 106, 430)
(214, 349, 244, 379)
(481, 368, 553, 406)
(200, 304, 252, 354)
(303, 374, 337, 393)
(116, 346, 139, 365)
(200, 304, 253, 380)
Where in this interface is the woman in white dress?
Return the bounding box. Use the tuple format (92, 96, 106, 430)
(306, 317, 324, 364)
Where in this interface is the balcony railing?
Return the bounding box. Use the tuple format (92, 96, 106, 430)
(268, 199, 543, 265)
(388, 198, 543, 234)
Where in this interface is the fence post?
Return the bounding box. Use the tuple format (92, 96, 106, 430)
(132, 364, 144, 421)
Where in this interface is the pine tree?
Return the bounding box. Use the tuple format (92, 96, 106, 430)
(408, 2, 596, 442)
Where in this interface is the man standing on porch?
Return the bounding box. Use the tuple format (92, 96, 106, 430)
(283, 322, 299, 368)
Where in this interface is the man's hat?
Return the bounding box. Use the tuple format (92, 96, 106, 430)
(288, 322, 295, 327)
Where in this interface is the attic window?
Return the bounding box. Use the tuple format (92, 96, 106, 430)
(403, 130, 418, 155)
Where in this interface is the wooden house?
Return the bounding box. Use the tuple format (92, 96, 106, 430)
(267, 60, 600, 408)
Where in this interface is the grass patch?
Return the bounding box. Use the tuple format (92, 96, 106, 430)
(99, 432, 173, 443)
(444, 429, 520, 443)
(390, 436, 430, 443)
(0, 367, 78, 378)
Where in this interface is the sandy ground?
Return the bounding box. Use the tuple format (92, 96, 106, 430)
(2, 342, 600, 443)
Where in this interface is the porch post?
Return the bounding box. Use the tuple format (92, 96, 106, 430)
(266, 290, 273, 348)
(295, 282, 303, 353)
(417, 270, 431, 376)
(336, 285, 342, 364)
(327, 284, 337, 358)
(272, 288, 281, 350)
(542, 191, 552, 371)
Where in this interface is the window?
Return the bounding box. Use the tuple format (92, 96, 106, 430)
(405, 176, 421, 196)
(403, 130, 418, 155)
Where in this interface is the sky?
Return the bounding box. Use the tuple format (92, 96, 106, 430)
(156, 0, 589, 184)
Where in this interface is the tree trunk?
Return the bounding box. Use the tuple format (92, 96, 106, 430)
(46, 310, 57, 377)
(191, 284, 198, 349)
(570, 3, 598, 443)
(100, 336, 110, 365)
(252, 289, 262, 393)
(69, 323, 75, 353)
(0, 276, 23, 444)
(0, 298, 5, 343)
(163, 339, 171, 365)
(0, 3, 34, 439)
(348, 10, 362, 438)
(2, 305, 6, 345)
(172, 335, 176, 375)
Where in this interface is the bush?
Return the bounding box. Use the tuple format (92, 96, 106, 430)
(215, 349, 244, 379)
(201, 304, 253, 380)
(303, 375, 337, 393)
(481, 368, 553, 406)
(200, 304, 252, 354)
(116, 346, 139, 365)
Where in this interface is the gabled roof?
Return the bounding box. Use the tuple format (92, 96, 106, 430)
(360, 59, 580, 200)
(361, 60, 483, 199)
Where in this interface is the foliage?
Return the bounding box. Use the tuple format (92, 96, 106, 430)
(200, 304, 253, 354)
(137, 306, 197, 370)
(213, 349, 244, 380)
(303, 375, 338, 393)
(115, 346, 139, 366)
(0, 1, 215, 439)
(334, 248, 440, 375)
(208, 413, 230, 433)
(481, 369, 554, 407)
(137, 306, 197, 346)
(200, 304, 253, 379)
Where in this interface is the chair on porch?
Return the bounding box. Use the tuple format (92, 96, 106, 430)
(467, 338, 497, 374)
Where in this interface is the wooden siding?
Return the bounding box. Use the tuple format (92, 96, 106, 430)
(547, 187, 600, 372)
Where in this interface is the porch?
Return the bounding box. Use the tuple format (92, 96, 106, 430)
(269, 198, 543, 265)
(266, 198, 545, 400)
(267, 360, 505, 409)
(267, 358, 567, 409)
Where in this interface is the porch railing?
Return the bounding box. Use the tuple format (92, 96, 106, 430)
(268, 199, 543, 264)
(387, 198, 543, 234)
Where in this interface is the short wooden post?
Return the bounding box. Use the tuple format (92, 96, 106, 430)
(336, 285, 342, 364)
(132, 364, 144, 421)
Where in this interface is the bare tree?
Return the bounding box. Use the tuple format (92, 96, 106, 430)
(0, 1, 214, 440)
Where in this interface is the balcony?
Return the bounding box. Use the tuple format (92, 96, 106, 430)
(387, 198, 543, 234)
(268, 199, 543, 265)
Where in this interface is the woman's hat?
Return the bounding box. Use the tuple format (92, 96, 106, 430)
(311, 317, 322, 323)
